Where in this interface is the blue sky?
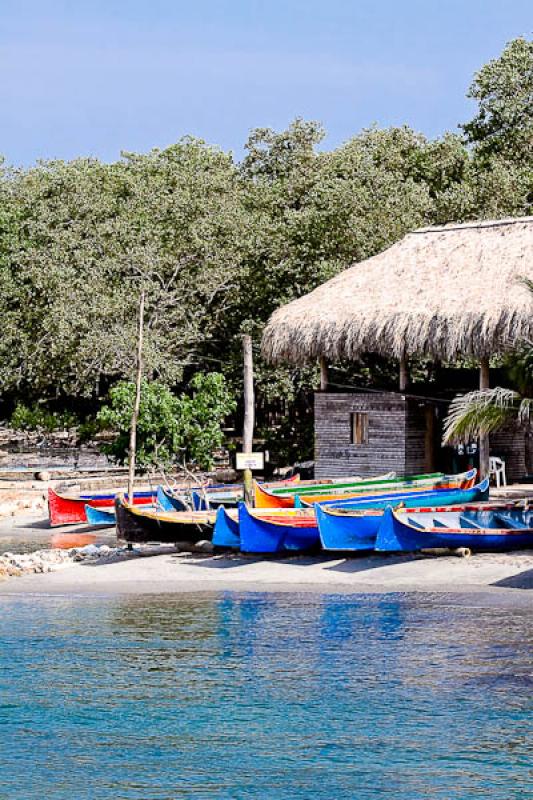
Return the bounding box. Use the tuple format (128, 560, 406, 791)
(1, 0, 531, 165)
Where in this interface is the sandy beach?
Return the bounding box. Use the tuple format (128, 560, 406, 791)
(2, 544, 533, 598)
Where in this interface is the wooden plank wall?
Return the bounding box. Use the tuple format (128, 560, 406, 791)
(490, 426, 527, 482)
(314, 393, 409, 479)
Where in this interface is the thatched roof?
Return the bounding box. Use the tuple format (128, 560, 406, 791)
(262, 217, 533, 364)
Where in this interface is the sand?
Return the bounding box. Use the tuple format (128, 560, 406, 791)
(0, 547, 532, 599)
(0, 512, 532, 600)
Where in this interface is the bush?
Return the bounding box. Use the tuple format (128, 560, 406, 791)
(96, 373, 236, 470)
(10, 404, 78, 432)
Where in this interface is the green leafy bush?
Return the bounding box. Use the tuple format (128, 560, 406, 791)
(10, 403, 78, 432)
(96, 373, 235, 470)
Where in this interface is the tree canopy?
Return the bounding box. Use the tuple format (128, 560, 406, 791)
(0, 37, 531, 464)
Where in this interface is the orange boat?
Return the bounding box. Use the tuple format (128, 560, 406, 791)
(254, 469, 477, 509)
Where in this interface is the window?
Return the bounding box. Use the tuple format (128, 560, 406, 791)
(351, 412, 369, 445)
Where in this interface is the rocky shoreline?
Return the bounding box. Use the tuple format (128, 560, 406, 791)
(0, 543, 130, 579)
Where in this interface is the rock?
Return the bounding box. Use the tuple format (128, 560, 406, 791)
(77, 544, 99, 557)
(34, 471, 51, 481)
(194, 539, 214, 554)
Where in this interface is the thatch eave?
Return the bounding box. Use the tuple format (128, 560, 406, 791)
(261, 216, 533, 365)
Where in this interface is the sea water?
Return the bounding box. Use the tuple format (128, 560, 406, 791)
(0, 592, 531, 799)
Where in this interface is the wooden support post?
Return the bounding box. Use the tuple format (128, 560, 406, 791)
(242, 334, 255, 506)
(479, 356, 490, 479)
(399, 355, 408, 392)
(127, 290, 145, 503)
(320, 357, 329, 391)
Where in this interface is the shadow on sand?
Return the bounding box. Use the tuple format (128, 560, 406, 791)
(492, 568, 533, 590)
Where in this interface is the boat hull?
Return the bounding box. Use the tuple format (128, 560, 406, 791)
(239, 503, 318, 554)
(316, 479, 490, 550)
(84, 505, 116, 527)
(114, 496, 215, 544)
(48, 487, 155, 526)
(212, 506, 240, 548)
(376, 506, 533, 552)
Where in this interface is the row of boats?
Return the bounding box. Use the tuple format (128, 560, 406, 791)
(47, 469, 533, 553)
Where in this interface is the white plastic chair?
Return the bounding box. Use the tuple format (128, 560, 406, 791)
(489, 456, 507, 488)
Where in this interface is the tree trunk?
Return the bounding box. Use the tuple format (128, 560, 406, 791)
(399, 355, 408, 392)
(479, 357, 490, 479)
(320, 356, 329, 391)
(242, 334, 255, 506)
(127, 291, 145, 502)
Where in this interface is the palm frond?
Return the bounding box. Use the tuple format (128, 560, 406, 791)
(443, 387, 521, 445)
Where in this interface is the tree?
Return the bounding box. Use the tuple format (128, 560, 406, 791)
(462, 37, 533, 164)
(97, 373, 235, 470)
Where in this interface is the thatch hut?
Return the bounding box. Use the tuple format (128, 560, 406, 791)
(262, 217, 533, 480)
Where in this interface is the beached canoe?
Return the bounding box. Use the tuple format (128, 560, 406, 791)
(84, 505, 116, 527)
(266, 471, 432, 499)
(48, 487, 156, 526)
(114, 495, 216, 544)
(239, 503, 318, 554)
(315, 477, 491, 551)
(212, 506, 240, 548)
(263, 469, 477, 510)
(375, 505, 533, 553)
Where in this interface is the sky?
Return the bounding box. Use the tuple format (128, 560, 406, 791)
(0, 0, 531, 166)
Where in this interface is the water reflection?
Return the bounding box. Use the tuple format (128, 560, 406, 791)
(0, 592, 531, 800)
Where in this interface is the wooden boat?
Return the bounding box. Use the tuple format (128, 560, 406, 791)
(115, 495, 216, 544)
(48, 487, 155, 526)
(257, 469, 477, 509)
(375, 505, 533, 553)
(266, 471, 430, 499)
(156, 486, 191, 512)
(212, 506, 240, 548)
(315, 477, 491, 551)
(84, 505, 117, 527)
(239, 503, 318, 554)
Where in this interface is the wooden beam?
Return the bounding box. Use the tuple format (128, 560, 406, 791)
(320, 356, 329, 391)
(399, 355, 408, 392)
(242, 334, 255, 506)
(479, 356, 490, 479)
(127, 290, 145, 503)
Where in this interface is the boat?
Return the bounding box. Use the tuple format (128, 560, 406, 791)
(48, 487, 156, 526)
(257, 469, 477, 509)
(114, 494, 216, 544)
(84, 505, 117, 527)
(212, 506, 240, 548)
(239, 503, 318, 554)
(156, 485, 191, 512)
(375, 505, 533, 553)
(315, 477, 491, 551)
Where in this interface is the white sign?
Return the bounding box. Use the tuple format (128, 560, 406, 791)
(236, 452, 264, 471)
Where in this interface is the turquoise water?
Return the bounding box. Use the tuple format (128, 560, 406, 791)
(0, 592, 531, 799)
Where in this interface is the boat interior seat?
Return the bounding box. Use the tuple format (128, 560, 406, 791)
(459, 515, 483, 529)
(406, 516, 425, 529)
(493, 513, 529, 530)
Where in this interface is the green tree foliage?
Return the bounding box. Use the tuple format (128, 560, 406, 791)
(462, 37, 533, 163)
(0, 38, 530, 465)
(96, 373, 235, 469)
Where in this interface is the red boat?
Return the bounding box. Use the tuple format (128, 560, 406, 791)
(48, 487, 155, 527)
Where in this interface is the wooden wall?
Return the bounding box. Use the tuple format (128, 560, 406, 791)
(314, 393, 414, 478)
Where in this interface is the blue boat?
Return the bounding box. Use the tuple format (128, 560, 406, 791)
(156, 486, 190, 512)
(239, 503, 318, 554)
(212, 506, 240, 548)
(84, 505, 116, 527)
(315, 478, 490, 551)
(375, 505, 533, 552)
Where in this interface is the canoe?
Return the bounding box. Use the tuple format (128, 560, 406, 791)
(239, 503, 318, 554)
(315, 477, 490, 551)
(114, 495, 216, 544)
(375, 505, 533, 552)
(48, 487, 155, 526)
(267, 471, 435, 498)
(84, 505, 116, 527)
(257, 469, 477, 509)
(212, 506, 240, 548)
(156, 485, 191, 512)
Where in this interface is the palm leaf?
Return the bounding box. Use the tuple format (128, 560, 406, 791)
(442, 387, 521, 445)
